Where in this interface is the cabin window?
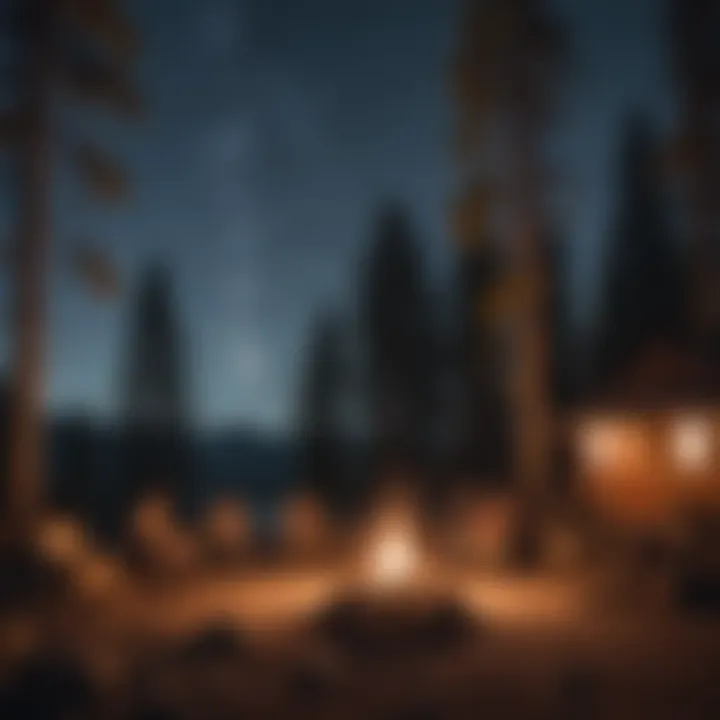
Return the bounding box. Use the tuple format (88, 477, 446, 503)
(578, 419, 649, 475)
(670, 415, 713, 474)
(579, 421, 621, 473)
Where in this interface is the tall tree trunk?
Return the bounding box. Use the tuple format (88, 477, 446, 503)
(509, 102, 552, 566)
(7, 0, 54, 540)
(688, 113, 720, 354)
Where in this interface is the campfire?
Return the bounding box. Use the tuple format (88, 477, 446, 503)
(357, 483, 425, 592)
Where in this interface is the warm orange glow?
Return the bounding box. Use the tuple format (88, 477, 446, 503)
(445, 492, 515, 566)
(361, 485, 423, 589)
(130, 494, 197, 570)
(203, 498, 251, 553)
(579, 421, 620, 472)
(671, 415, 713, 474)
(460, 577, 587, 626)
(578, 419, 650, 475)
(35, 515, 88, 567)
(543, 522, 583, 570)
(0, 618, 37, 660)
(281, 493, 331, 553)
(75, 554, 124, 599)
(369, 523, 419, 586)
(577, 418, 671, 527)
(131, 493, 177, 548)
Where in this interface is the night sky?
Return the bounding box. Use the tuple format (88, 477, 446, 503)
(2, 0, 676, 433)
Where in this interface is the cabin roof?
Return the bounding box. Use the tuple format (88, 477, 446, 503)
(579, 341, 720, 413)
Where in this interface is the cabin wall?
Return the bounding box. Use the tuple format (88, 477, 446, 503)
(573, 408, 720, 532)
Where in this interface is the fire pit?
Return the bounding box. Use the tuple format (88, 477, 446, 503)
(311, 591, 481, 665)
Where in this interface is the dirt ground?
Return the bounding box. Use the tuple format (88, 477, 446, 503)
(1, 568, 720, 718)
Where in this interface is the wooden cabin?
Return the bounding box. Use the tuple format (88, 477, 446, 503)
(571, 346, 720, 533)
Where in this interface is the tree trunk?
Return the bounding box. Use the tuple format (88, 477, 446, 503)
(7, 0, 54, 540)
(508, 101, 553, 568)
(688, 116, 720, 354)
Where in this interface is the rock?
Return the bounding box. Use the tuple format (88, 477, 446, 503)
(1, 652, 97, 719)
(181, 621, 248, 663)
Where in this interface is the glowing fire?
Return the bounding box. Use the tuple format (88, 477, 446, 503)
(369, 524, 419, 586)
(362, 484, 422, 589)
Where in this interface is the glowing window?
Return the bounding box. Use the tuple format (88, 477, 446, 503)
(579, 421, 622, 472)
(579, 419, 651, 474)
(671, 416, 713, 474)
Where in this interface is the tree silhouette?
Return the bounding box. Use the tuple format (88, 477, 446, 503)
(361, 205, 436, 492)
(297, 313, 347, 517)
(120, 264, 193, 535)
(0, 0, 139, 536)
(547, 233, 574, 408)
(452, 0, 566, 564)
(594, 116, 685, 389)
(0, 380, 10, 516)
(546, 231, 576, 499)
(49, 412, 97, 522)
(668, 0, 720, 352)
(452, 230, 510, 486)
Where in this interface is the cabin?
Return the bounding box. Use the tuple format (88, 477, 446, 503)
(571, 346, 720, 535)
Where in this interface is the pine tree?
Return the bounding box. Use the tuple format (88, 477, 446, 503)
(50, 412, 96, 522)
(120, 265, 193, 534)
(361, 205, 435, 490)
(668, 0, 720, 351)
(297, 314, 345, 517)
(0, 0, 139, 537)
(452, 227, 509, 485)
(452, 0, 566, 564)
(547, 233, 573, 408)
(595, 116, 685, 387)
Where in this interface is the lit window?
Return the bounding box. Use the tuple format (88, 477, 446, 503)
(578, 421, 621, 473)
(671, 416, 713, 474)
(579, 418, 656, 475)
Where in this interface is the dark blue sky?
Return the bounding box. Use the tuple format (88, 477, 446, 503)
(2, 0, 676, 432)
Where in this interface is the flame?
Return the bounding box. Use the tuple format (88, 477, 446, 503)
(362, 483, 423, 589)
(369, 523, 419, 586)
